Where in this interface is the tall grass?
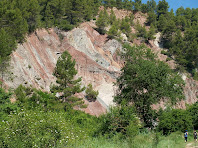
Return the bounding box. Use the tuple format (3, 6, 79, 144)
(70, 131, 193, 148)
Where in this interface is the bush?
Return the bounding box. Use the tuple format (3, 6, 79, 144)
(0, 87, 17, 120)
(186, 102, 198, 129)
(158, 109, 193, 135)
(0, 109, 99, 147)
(97, 104, 141, 137)
(15, 85, 70, 111)
(85, 84, 99, 102)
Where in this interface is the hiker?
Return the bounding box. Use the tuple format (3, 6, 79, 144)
(194, 130, 197, 142)
(184, 130, 188, 143)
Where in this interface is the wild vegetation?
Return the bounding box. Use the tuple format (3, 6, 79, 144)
(0, 0, 198, 147)
(0, 0, 197, 77)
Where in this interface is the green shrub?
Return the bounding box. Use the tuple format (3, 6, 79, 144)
(158, 109, 193, 135)
(186, 102, 198, 129)
(97, 104, 141, 137)
(0, 87, 17, 120)
(85, 84, 99, 102)
(0, 109, 99, 147)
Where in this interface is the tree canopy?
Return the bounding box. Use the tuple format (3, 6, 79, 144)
(114, 44, 184, 127)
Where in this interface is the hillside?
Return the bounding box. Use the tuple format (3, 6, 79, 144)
(3, 7, 198, 115)
(1, 1, 198, 147)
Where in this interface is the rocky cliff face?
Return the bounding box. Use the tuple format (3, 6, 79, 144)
(6, 22, 122, 116)
(5, 12, 198, 115)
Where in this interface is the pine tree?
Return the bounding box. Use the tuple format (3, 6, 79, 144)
(0, 29, 16, 86)
(44, 3, 54, 28)
(108, 24, 119, 38)
(146, 0, 156, 12)
(109, 9, 116, 25)
(120, 18, 131, 36)
(96, 10, 109, 34)
(157, 0, 169, 16)
(134, 0, 142, 12)
(157, 14, 167, 32)
(3, 8, 28, 43)
(148, 23, 156, 40)
(51, 51, 85, 108)
(147, 11, 157, 26)
(116, 0, 123, 9)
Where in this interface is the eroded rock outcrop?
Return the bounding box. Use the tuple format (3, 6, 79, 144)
(6, 22, 122, 116)
(5, 11, 198, 115)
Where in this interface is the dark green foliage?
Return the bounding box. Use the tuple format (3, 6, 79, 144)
(141, 4, 148, 13)
(136, 23, 148, 39)
(157, 14, 167, 32)
(158, 108, 193, 135)
(186, 102, 198, 129)
(146, 0, 157, 12)
(98, 103, 140, 136)
(108, 24, 119, 38)
(0, 109, 99, 147)
(133, 0, 142, 12)
(96, 9, 109, 34)
(123, 0, 133, 11)
(109, 9, 116, 25)
(148, 23, 156, 40)
(15, 85, 69, 111)
(0, 87, 17, 120)
(116, 0, 123, 9)
(157, 0, 169, 16)
(153, 2, 198, 75)
(114, 44, 184, 127)
(192, 70, 198, 81)
(147, 11, 157, 26)
(51, 51, 85, 108)
(162, 20, 176, 48)
(120, 17, 131, 36)
(136, 23, 155, 42)
(85, 84, 99, 102)
(0, 29, 16, 84)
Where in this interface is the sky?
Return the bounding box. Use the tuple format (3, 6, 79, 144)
(142, 0, 198, 12)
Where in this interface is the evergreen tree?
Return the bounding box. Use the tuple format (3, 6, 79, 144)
(116, 0, 123, 9)
(147, 11, 157, 26)
(176, 6, 185, 16)
(120, 18, 131, 36)
(133, 0, 142, 12)
(109, 9, 116, 25)
(157, 0, 169, 16)
(176, 15, 187, 31)
(44, 3, 54, 28)
(136, 22, 148, 40)
(0, 29, 16, 85)
(141, 3, 148, 13)
(146, 0, 156, 12)
(162, 20, 176, 48)
(184, 8, 192, 20)
(123, 0, 133, 11)
(170, 30, 187, 66)
(108, 24, 119, 38)
(148, 23, 156, 40)
(3, 8, 28, 43)
(51, 51, 85, 108)
(96, 10, 109, 34)
(157, 14, 167, 32)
